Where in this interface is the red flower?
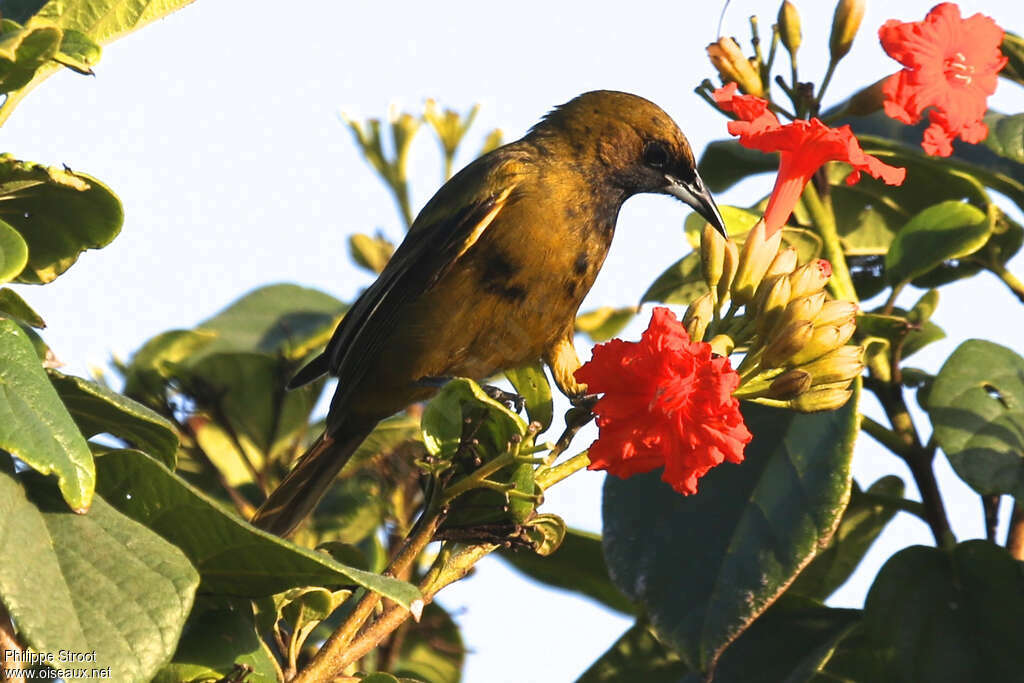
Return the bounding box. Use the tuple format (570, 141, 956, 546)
(714, 83, 906, 236)
(880, 3, 1007, 157)
(575, 307, 752, 495)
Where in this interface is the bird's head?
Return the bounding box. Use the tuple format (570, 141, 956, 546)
(531, 90, 727, 237)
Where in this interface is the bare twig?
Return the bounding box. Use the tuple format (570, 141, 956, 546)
(1007, 503, 1024, 561)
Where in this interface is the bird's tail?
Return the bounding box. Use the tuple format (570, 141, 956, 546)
(250, 422, 375, 537)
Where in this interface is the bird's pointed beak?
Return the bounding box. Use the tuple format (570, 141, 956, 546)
(663, 173, 728, 238)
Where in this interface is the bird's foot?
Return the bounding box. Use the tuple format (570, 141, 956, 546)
(481, 384, 525, 414)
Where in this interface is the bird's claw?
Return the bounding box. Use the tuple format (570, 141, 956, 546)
(482, 384, 525, 413)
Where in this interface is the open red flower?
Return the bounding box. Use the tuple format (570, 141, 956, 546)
(879, 3, 1007, 157)
(575, 307, 751, 495)
(713, 83, 906, 236)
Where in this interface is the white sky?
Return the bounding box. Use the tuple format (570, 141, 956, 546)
(7, 0, 1024, 680)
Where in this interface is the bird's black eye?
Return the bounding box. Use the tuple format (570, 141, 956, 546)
(643, 141, 670, 169)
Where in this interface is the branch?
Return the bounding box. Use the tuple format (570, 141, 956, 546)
(1008, 503, 1024, 561)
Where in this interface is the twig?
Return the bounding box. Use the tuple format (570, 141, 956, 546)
(982, 495, 1001, 543)
(1008, 503, 1024, 561)
(801, 181, 857, 302)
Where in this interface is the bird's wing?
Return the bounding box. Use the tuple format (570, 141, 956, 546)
(288, 146, 528, 393)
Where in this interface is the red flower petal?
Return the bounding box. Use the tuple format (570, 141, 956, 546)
(575, 307, 752, 495)
(879, 3, 1007, 157)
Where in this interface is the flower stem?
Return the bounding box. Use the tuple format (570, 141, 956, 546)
(1007, 503, 1024, 561)
(536, 451, 591, 489)
(987, 262, 1024, 304)
(815, 59, 839, 112)
(801, 181, 857, 302)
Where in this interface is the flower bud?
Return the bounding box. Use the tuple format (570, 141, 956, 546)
(755, 275, 792, 336)
(764, 246, 799, 281)
(769, 368, 812, 399)
(709, 334, 735, 357)
(732, 220, 783, 305)
(799, 345, 864, 385)
(701, 223, 727, 295)
(781, 291, 827, 329)
(790, 387, 853, 412)
(684, 292, 715, 342)
(763, 320, 814, 367)
(717, 238, 740, 305)
(707, 37, 765, 97)
(829, 0, 865, 61)
(814, 300, 858, 328)
(789, 319, 857, 366)
(788, 259, 832, 299)
(778, 1, 802, 56)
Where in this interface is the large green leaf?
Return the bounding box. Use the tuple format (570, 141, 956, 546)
(983, 112, 1024, 163)
(857, 541, 1024, 682)
(926, 340, 1024, 500)
(195, 283, 347, 362)
(121, 329, 215, 404)
(0, 217, 28, 282)
(498, 528, 636, 616)
(49, 370, 179, 468)
(24, 0, 197, 45)
(93, 449, 421, 606)
(0, 465, 198, 682)
(0, 157, 122, 284)
(151, 606, 278, 683)
(0, 319, 93, 511)
(0, 19, 61, 93)
(575, 305, 638, 344)
(884, 201, 990, 286)
(0, 286, 43, 326)
(789, 476, 905, 601)
(391, 603, 464, 683)
(641, 251, 707, 305)
(602, 394, 859, 674)
(421, 377, 526, 459)
(697, 139, 777, 193)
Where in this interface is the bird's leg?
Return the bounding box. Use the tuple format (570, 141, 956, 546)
(418, 375, 524, 413)
(544, 334, 599, 410)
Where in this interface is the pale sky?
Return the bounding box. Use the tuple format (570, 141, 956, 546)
(7, 1, 1024, 680)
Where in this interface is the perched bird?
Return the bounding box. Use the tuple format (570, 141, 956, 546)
(252, 90, 727, 536)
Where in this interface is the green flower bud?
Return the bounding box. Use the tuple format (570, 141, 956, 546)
(814, 300, 858, 328)
(717, 238, 740, 306)
(788, 259, 832, 299)
(829, 0, 865, 61)
(707, 36, 765, 97)
(684, 292, 715, 342)
(764, 246, 799, 281)
(763, 320, 814, 367)
(789, 319, 857, 366)
(701, 223, 727, 298)
(778, 0, 802, 56)
(781, 291, 827, 329)
(769, 368, 813, 399)
(798, 345, 864, 385)
(732, 220, 783, 305)
(709, 334, 735, 357)
(755, 275, 792, 337)
(790, 387, 853, 412)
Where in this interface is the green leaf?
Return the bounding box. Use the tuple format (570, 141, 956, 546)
(578, 621, 689, 683)
(498, 527, 636, 615)
(0, 218, 28, 282)
(349, 412, 422, 467)
(349, 232, 394, 273)
(1001, 31, 1024, 86)
(602, 394, 859, 674)
(0, 318, 93, 511)
(25, 0, 197, 45)
(504, 360, 553, 432)
(641, 251, 706, 305)
(306, 471, 387, 545)
(121, 329, 216, 404)
(858, 541, 1024, 682)
(711, 596, 860, 683)
(682, 204, 762, 245)
(0, 20, 61, 93)
(790, 476, 905, 601)
(421, 377, 526, 459)
(697, 139, 777, 193)
(884, 201, 990, 285)
(0, 466, 198, 682)
(0, 286, 43, 326)
(575, 305, 638, 343)
(93, 449, 421, 606)
(926, 340, 1024, 500)
(195, 283, 347, 362)
(48, 370, 179, 468)
(0, 157, 122, 284)
(391, 603, 464, 683)
(983, 112, 1024, 163)
(152, 606, 277, 683)
(51, 27, 100, 73)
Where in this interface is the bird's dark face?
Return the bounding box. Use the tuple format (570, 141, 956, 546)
(534, 91, 727, 236)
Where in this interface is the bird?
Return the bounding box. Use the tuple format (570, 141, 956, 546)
(251, 90, 727, 536)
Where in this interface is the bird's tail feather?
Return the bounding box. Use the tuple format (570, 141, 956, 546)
(251, 422, 375, 537)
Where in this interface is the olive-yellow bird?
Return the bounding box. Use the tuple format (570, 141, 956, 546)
(252, 91, 726, 536)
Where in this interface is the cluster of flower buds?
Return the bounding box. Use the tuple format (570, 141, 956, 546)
(682, 220, 863, 412)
